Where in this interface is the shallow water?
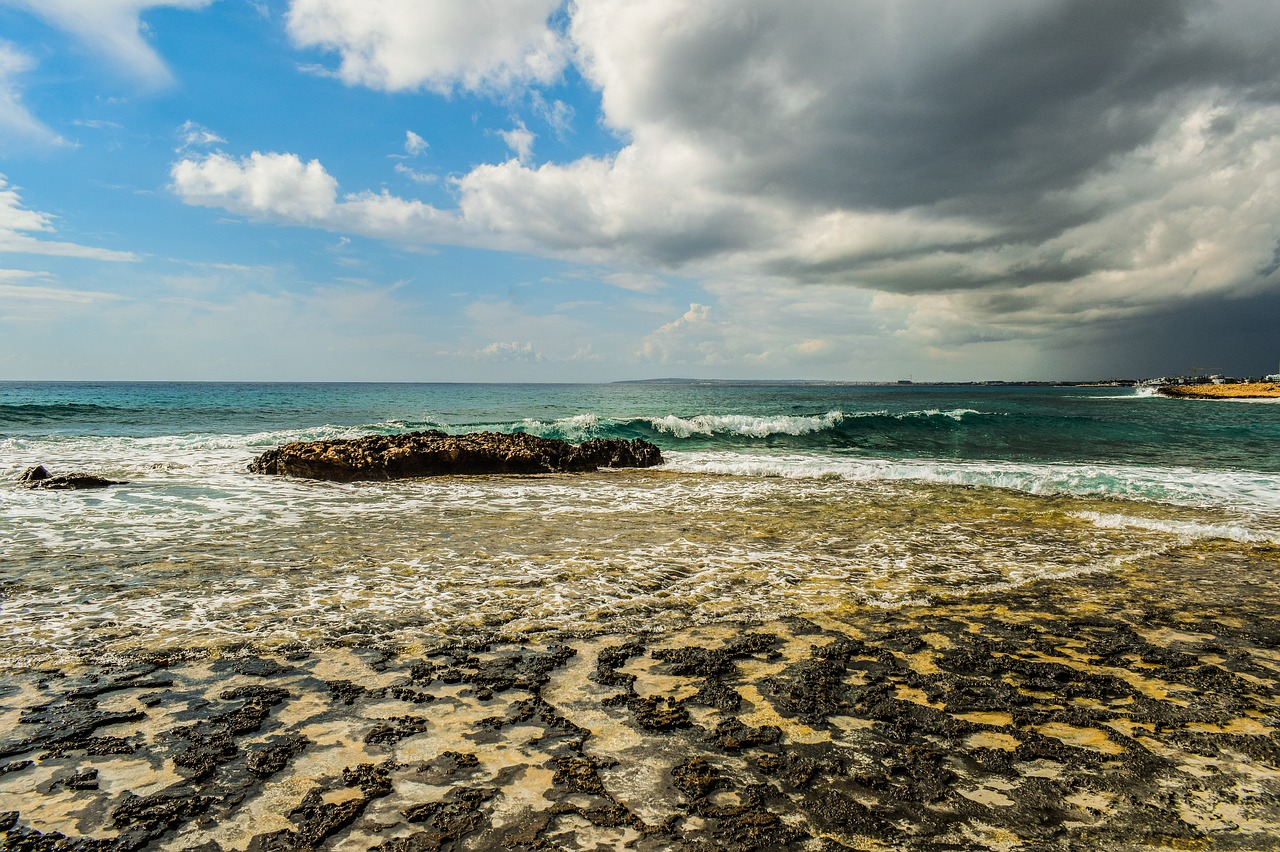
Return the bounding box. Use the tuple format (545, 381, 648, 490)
(3, 381, 1279, 667)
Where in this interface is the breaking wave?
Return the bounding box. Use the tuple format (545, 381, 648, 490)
(662, 450, 1280, 516)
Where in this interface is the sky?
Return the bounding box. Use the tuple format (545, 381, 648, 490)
(1, 0, 1279, 382)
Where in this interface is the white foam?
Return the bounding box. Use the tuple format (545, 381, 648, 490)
(1073, 511, 1277, 544)
(1079, 387, 1161, 400)
(643, 408, 988, 439)
(647, 410, 847, 438)
(514, 413, 604, 440)
(7, 425, 1278, 665)
(662, 450, 1280, 514)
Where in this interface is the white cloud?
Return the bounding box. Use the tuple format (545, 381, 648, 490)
(285, 0, 566, 94)
(404, 130, 428, 156)
(668, 303, 709, 329)
(473, 340, 542, 362)
(0, 174, 137, 261)
(0, 280, 125, 304)
(639, 302, 715, 364)
(171, 151, 339, 223)
(176, 1, 1280, 358)
(498, 120, 535, 164)
(171, 151, 467, 244)
(394, 163, 437, 185)
(0, 41, 64, 148)
(73, 119, 124, 130)
(531, 92, 573, 138)
(176, 119, 225, 152)
(3, 0, 214, 84)
(456, 1, 1280, 341)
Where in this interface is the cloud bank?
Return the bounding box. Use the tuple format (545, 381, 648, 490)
(173, 0, 1280, 349)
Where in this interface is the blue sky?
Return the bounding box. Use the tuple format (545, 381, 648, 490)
(2, 0, 1279, 381)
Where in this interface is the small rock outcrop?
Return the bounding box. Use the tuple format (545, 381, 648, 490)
(248, 431, 663, 481)
(19, 465, 126, 490)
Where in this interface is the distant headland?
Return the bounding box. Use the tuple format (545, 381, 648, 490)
(617, 371, 1280, 397)
(1157, 382, 1280, 400)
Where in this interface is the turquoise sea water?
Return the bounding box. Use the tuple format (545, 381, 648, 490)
(3, 381, 1280, 666)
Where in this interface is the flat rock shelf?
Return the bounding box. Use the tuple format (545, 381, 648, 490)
(3, 547, 1280, 850)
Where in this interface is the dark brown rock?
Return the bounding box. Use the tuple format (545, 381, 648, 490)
(246, 735, 310, 778)
(19, 465, 49, 483)
(19, 464, 125, 490)
(248, 430, 662, 481)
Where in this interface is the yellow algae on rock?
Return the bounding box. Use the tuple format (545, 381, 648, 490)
(1035, 722, 1127, 755)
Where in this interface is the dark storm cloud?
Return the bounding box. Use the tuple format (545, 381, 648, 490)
(178, 0, 1280, 368)
(673, 0, 1280, 224)
(1060, 287, 1280, 378)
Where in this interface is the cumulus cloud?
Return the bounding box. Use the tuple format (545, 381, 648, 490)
(178, 1, 1280, 350)
(171, 151, 469, 246)
(473, 340, 543, 362)
(171, 151, 339, 222)
(492, 1, 1280, 319)
(2, 0, 214, 84)
(639, 303, 716, 364)
(285, 0, 566, 94)
(0, 174, 137, 260)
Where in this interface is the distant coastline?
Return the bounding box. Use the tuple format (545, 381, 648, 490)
(612, 377, 1139, 387)
(1157, 381, 1280, 400)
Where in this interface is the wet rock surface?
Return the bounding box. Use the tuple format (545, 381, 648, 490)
(3, 548, 1280, 850)
(247, 431, 663, 481)
(18, 465, 125, 490)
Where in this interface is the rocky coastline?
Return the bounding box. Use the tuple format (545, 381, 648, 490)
(248, 431, 663, 481)
(3, 545, 1279, 850)
(1157, 381, 1280, 400)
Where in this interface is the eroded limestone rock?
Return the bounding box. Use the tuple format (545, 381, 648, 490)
(247, 431, 663, 481)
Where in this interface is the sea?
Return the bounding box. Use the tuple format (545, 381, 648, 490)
(4, 381, 1280, 669)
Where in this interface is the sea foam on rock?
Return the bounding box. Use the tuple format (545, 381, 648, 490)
(247, 430, 663, 481)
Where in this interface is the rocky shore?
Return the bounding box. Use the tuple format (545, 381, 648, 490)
(3, 545, 1279, 850)
(1158, 382, 1280, 400)
(18, 466, 125, 490)
(248, 431, 663, 481)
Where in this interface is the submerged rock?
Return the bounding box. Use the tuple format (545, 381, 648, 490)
(19, 464, 125, 490)
(248, 430, 663, 481)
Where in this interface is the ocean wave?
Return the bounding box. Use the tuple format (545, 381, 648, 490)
(1072, 511, 1277, 544)
(1078, 387, 1161, 400)
(510, 413, 606, 442)
(662, 450, 1280, 514)
(643, 408, 987, 439)
(646, 410, 847, 438)
(0, 402, 127, 423)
